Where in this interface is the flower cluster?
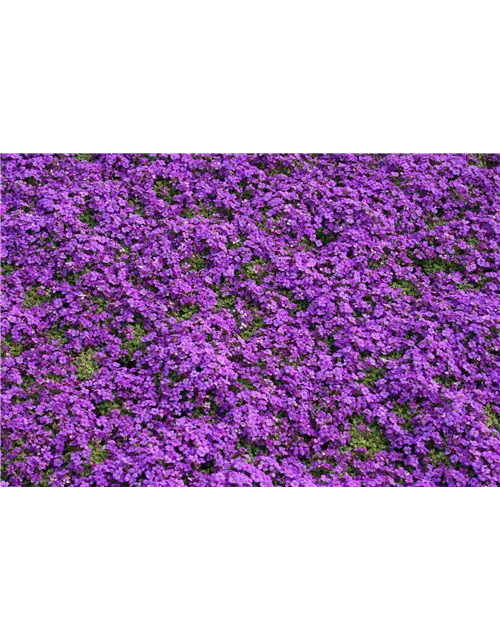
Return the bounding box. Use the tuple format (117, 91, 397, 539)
(1, 153, 499, 486)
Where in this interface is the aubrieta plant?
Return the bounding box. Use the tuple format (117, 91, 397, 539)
(1, 154, 499, 486)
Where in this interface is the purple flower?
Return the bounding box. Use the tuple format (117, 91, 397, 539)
(1, 153, 499, 486)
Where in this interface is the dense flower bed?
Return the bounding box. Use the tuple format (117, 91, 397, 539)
(1, 153, 499, 486)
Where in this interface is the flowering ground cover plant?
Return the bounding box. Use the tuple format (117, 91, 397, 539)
(1, 153, 499, 486)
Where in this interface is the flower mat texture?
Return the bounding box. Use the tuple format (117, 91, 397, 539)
(1, 154, 500, 486)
